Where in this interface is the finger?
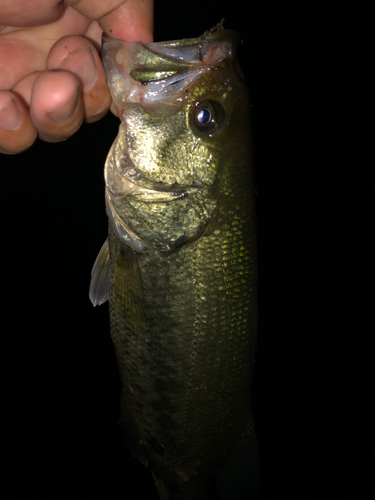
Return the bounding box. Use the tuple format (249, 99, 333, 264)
(0, 91, 37, 154)
(30, 70, 84, 143)
(0, 7, 91, 91)
(0, 0, 64, 28)
(46, 35, 111, 123)
(66, 0, 154, 42)
(99, 0, 154, 42)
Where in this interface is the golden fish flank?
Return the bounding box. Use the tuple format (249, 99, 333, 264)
(90, 28, 259, 500)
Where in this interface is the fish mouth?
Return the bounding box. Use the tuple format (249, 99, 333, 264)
(102, 28, 239, 108)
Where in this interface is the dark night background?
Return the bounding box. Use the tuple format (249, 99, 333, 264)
(2, 1, 373, 499)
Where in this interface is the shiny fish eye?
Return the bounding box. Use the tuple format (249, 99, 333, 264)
(196, 107, 212, 126)
(194, 101, 218, 133)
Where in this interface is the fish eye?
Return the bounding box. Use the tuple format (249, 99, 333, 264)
(194, 101, 220, 134)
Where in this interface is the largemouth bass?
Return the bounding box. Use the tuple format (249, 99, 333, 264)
(90, 26, 259, 499)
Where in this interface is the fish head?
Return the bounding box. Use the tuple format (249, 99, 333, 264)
(102, 29, 251, 253)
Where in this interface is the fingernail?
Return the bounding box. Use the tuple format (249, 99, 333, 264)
(61, 46, 98, 92)
(47, 86, 79, 123)
(0, 99, 22, 131)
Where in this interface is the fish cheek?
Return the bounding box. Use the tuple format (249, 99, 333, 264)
(125, 105, 190, 184)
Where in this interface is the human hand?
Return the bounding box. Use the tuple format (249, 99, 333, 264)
(0, 0, 153, 154)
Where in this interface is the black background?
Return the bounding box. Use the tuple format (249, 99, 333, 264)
(2, 1, 373, 499)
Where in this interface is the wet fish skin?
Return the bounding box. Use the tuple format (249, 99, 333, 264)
(91, 28, 259, 499)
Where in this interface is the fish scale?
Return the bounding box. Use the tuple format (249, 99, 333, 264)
(90, 28, 259, 499)
(108, 213, 257, 498)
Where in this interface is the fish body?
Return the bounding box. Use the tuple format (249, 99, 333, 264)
(90, 28, 259, 499)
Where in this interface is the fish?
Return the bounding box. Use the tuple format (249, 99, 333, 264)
(89, 25, 259, 500)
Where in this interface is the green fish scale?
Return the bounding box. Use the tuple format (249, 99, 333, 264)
(107, 176, 257, 498)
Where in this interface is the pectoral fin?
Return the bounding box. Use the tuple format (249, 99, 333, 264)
(112, 240, 146, 335)
(89, 239, 110, 306)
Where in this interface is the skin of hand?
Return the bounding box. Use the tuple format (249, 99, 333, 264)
(0, 0, 154, 154)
